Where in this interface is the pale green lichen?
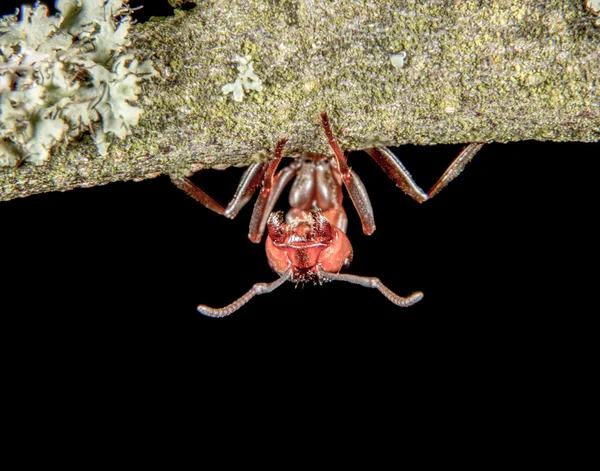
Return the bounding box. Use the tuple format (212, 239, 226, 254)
(390, 51, 407, 70)
(221, 54, 263, 102)
(0, 0, 156, 167)
(587, 0, 600, 26)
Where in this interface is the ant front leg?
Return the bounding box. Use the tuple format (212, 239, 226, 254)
(366, 143, 484, 203)
(245, 138, 311, 243)
(320, 111, 377, 235)
(246, 138, 290, 243)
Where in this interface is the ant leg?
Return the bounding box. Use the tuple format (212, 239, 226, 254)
(248, 162, 299, 242)
(366, 143, 484, 202)
(427, 143, 483, 199)
(170, 162, 268, 218)
(318, 268, 424, 307)
(198, 269, 292, 317)
(365, 147, 428, 203)
(320, 111, 376, 235)
(248, 138, 300, 243)
(170, 176, 226, 215)
(223, 162, 268, 219)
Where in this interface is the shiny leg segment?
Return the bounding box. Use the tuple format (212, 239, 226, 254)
(427, 143, 484, 199)
(365, 147, 428, 203)
(320, 111, 376, 235)
(170, 176, 227, 216)
(170, 161, 268, 218)
(247, 138, 300, 243)
(223, 162, 269, 219)
(367, 143, 484, 203)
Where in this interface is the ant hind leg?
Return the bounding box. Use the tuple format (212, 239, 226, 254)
(366, 143, 484, 203)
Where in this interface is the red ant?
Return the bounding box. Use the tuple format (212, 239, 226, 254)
(172, 111, 483, 317)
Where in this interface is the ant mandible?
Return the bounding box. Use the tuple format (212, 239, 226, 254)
(171, 111, 483, 317)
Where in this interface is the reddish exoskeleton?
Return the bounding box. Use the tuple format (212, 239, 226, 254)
(172, 111, 483, 317)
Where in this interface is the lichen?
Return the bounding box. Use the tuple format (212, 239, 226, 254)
(1, 0, 598, 202)
(0, 0, 156, 167)
(587, 0, 600, 26)
(390, 51, 407, 70)
(221, 54, 263, 102)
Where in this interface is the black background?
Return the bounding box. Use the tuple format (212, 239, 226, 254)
(2, 1, 598, 329)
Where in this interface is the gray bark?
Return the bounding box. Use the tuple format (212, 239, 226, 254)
(1, 0, 599, 202)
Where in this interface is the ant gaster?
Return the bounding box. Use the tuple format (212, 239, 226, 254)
(172, 111, 483, 317)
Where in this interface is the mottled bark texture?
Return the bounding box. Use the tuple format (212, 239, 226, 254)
(1, 0, 599, 201)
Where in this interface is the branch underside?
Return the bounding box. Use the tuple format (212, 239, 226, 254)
(1, 0, 599, 202)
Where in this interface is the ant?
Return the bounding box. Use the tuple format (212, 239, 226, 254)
(171, 111, 483, 317)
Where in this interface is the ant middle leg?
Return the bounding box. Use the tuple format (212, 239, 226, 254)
(170, 175, 228, 216)
(170, 162, 268, 217)
(171, 138, 297, 243)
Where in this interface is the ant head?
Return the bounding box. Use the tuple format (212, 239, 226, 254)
(265, 210, 352, 281)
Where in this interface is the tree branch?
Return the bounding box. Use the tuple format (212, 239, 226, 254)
(1, 0, 599, 202)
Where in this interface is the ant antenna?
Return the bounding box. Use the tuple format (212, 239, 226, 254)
(198, 269, 292, 317)
(318, 268, 423, 307)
